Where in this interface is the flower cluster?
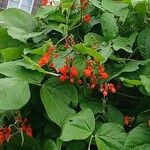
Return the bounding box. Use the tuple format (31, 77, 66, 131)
(0, 115, 33, 145)
(0, 127, 11, 145)
(84, 62, 109, 89)
(38, 45, 55, 67)
(19, 118, 33, 137)
(100, 83, 116, 97)
(59, 65, 78, 84)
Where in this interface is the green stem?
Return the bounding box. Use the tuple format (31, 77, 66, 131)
(88, 135, 94, 150)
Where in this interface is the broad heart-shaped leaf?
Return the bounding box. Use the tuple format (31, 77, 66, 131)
(124, 124, 150, 150)
(8, 133, 40, 150)
(107, 105, 124, 125)
(138, 28, 150, 59)
(41, 77, 78, 106)
(60, 108, 95, 141)
(100, 13, 118, 40)
(40, 79, 75, 127)
(0, 78, 30, 110)
(140, 75, 150, 94)
(113, 32, 138, 53)
(0, 8, 43, 43)
(73, 44, 104, 62)
(95, 123, 126, 150)
(0, 61, 44, 84)
(101, 0, 129, 23)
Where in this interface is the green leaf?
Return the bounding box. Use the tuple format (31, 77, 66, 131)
(35, 6, 57, 19)
(0, 61, 44, 84)
(72, 55, 86, 78)
(8, 133, 40, 150)
(100, 13, 118, 40)
(41, 78, 76, 126)
(138, 28, 150, 59)
(107, 105, 124, 125)
(0, 28, 23, 49)
(120, 77, 141, 87)
(100, 43, 113, 63)
(137, 109, 150, 124)
(95, 123, 126, 150)
(84, 32, 104, 48)
(124, 124, 150, 150)
(60, 108, 95, 141)
(101, 0, 129, 22)
(0, 8, 43, 42)
(140, 75, 150, 94)
(131, 0, 148, 15)
(20, 55, 59, 76)
(74, 44, 104, 62)
(40, 140, 58, 150)
(0, 78, 30, 110)
(110, 59, 150, 79)
(113, 33, 138, 53)
(80, 101, 103, 114)
(0, 47, 23, 61)
(41, 77, 78, 106)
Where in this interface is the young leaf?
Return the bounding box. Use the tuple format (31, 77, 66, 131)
(0, 78, 30, 110)
(60, 108, 95, 141)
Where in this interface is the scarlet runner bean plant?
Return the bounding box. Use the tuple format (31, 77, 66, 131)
(0, 0, 150, 149)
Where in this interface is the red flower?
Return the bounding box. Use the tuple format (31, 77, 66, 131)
(25, 125, 33, 137)
(59, 75, 67, 81)
(103, 91, 108, 97)
(59, 65, 69, 75)
(100, 72, 109, 79)
(84, 14, 91, 23)
(82, 0, 89, 10)
(84, 66, 93, 77)
(100, 84, 104, 92)
(42, 0, 48, 5)
(109, 83, 116, 93)
(38, 46, 55, 67)
(70, 66, 78, 77)
(3, 127, 11, 141)
(0, 131, 4, 145)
